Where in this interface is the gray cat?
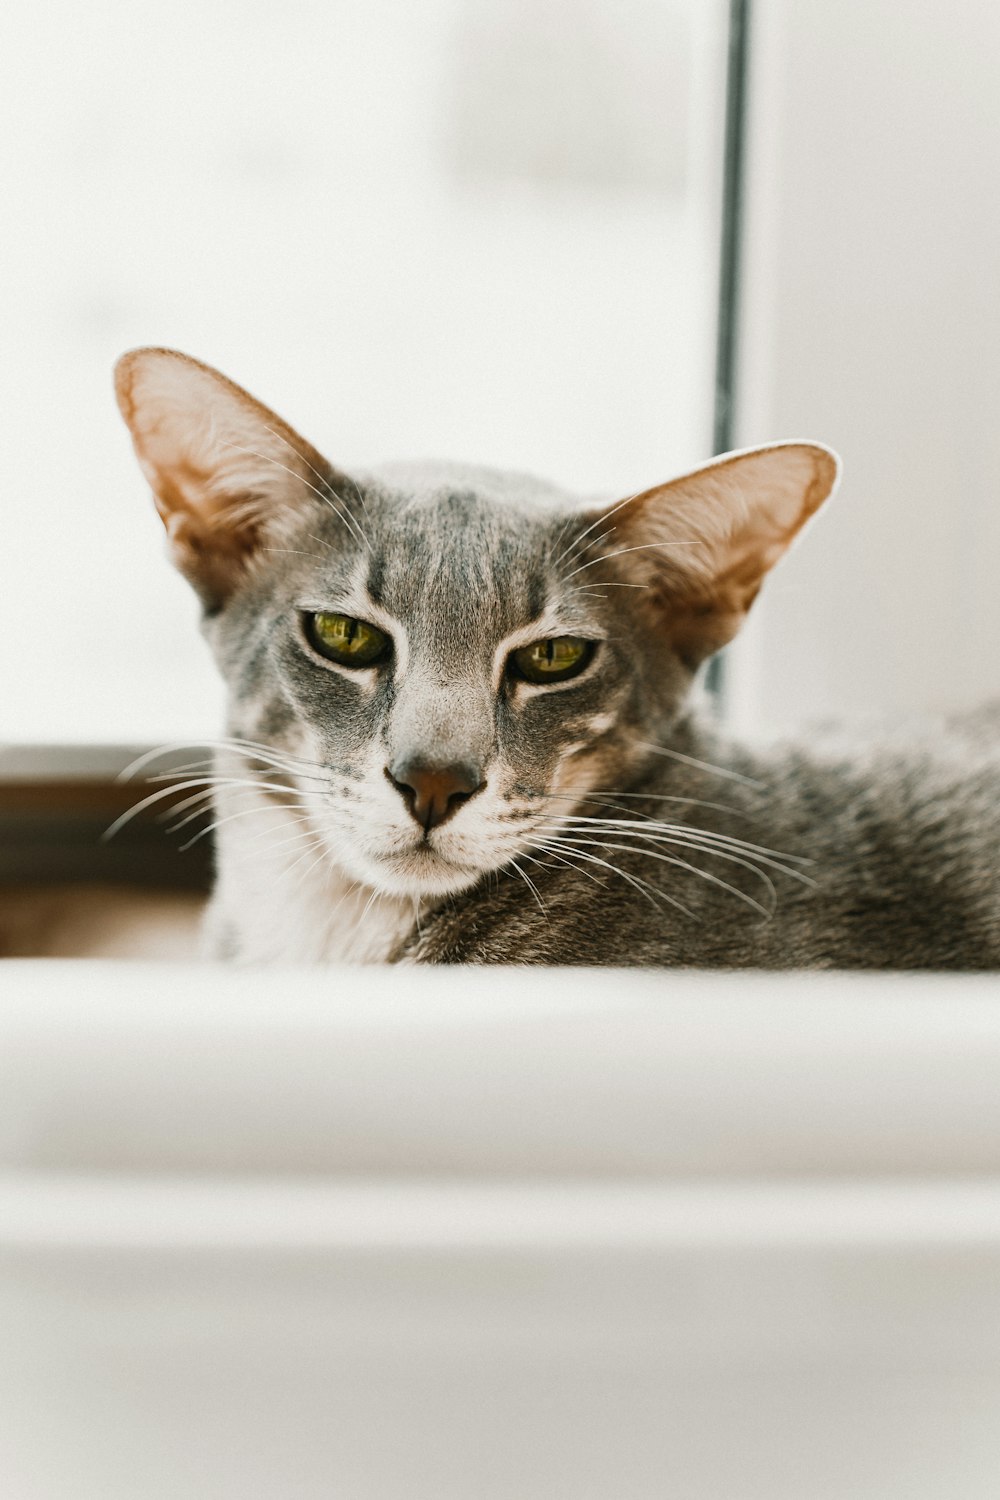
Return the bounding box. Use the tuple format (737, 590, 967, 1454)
(115, 348, 1000, 968)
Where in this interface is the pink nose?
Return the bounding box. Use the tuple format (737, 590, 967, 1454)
(386, 760, 485, 831)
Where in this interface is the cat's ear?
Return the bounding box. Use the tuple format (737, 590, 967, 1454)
(114, 347, 348, 607)
(587, 441, 840, 667)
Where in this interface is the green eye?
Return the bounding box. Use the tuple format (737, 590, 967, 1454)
(510, 636, 594, 684)
(305, 612, 391, 668)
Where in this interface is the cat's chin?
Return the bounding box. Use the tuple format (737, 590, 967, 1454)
(348, 845, 486, 899)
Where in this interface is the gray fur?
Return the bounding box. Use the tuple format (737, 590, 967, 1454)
(397, 706, 1000, 968)
(115, 349, 1000, 969)
(204, 469, 1000, 969)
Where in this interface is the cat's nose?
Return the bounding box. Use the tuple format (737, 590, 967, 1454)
(386, 759, 485, 832)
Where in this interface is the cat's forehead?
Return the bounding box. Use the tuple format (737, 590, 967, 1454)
(366, 457, 573, 511)
(355, 467, 577, 627)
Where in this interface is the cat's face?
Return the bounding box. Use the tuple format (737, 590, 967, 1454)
(206, 468, 692, 897)
(115, 348, 838, 898)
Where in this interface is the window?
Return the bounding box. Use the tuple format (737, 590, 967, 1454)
(2, 0, 731, 748)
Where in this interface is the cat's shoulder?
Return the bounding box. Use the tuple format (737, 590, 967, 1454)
(744, 699, 1000, 769)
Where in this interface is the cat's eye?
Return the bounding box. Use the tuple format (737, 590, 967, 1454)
(509, 635, 595, 684)
(304, 611, 391, 668)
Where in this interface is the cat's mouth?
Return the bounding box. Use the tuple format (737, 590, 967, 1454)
(362, 841, 486, 897)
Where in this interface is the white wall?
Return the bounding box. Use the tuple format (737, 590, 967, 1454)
(728, 0, 1000, 735)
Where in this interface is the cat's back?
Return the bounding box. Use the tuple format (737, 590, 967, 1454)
(755, 702, 1000, 968)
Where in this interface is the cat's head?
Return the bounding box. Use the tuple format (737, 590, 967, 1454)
(115, 348, 839, 898)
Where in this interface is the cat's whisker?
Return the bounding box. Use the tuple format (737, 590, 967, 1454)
(248, 824, 326, 864)
(589, 830, 779, 909)
(540, 811, 806, 875)
(118, 742, 218, 782)
(320, 876, 367, 949)
(638, 741, 767, 789)
(159, 786, 217, 825)
(563, 538, 701, 580)
(507, 857, 548, 918)
(533, 837, 682, 911)
(284, 845, 332, 894)
(158, 776, 315, 836)
(545, 812, 813, 869)
(118, 737, 340, 785)
(142, 772, 314, 797)
(344, 472, 373, 523)
(548, 786, 740, 805)
(557, 525, 618, 570)
(541, 832, 775, 918)
(245, 822, 325, 858)
(359, 883, 386, 924)
(547, 788, 748, 821)
(282, 824, 339, 890)
(260, 424, 373, 551)
(567, 581, 650, 593)
(542, 826, 813, 894)
(162, 750, 341, 793)
(533, 838, 695, 919)
(261, 547, 332, 562)
(573, 796, 755, 843)
(161, 790, 277, 840)
(548, 509, 603, 572)
(102, 774, 325, 841)
(521, 847, 607, 891)
(329, 468, 377, 552)
(550, 485, 649, 568)
(221, 439, 371, 553)
(176, 798, 319, 852)
(218, 766, 339, 794)
(223, 741, 362, 785)
(151, 761, 216, 785)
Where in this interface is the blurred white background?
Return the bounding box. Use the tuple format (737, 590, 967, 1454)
(730, 0, 1000, 735)
(6, 0, 999, 751)
(1, 0, 727, 744)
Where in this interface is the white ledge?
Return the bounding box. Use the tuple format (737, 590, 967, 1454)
(3, 962, 999, 1177)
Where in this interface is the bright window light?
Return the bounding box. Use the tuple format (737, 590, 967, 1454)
(1, 0, 727, 745)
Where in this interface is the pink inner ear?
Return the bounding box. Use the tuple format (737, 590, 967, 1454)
(115, 346, 345, 605)
(586, 442, 839, 666)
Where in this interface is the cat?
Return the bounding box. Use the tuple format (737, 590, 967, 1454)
(114, 347, 1000, 968)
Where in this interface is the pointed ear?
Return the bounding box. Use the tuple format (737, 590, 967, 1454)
(114, 347, 349, 607)
(586, 441, 840, 668)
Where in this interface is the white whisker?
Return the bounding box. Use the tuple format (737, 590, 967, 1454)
(545, 813, 812, 870)
(557, 525, 617, 569)
(638, 741, 766, 789)
(548, 788, 748, 821)
(533, 838, 695, 918)
(221, 439, 371, 552)
(260, 423, 367, 548)
(176, 797, 317, 852)
(540, 833, 774, 917)
(117, 737, 339, 784)
(260, 547, 331, 561)
(508, 857, 548, 917)
(550, 486, 648, 568)
(567, 581, 650, 593)
(522, 847, 607, 891)
(103, 774, 322, 841)
(564, 539, 700, 580)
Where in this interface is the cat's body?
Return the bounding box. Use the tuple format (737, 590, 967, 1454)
(114, 349, 1000, 969)
(202, 703, 1000, 968)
